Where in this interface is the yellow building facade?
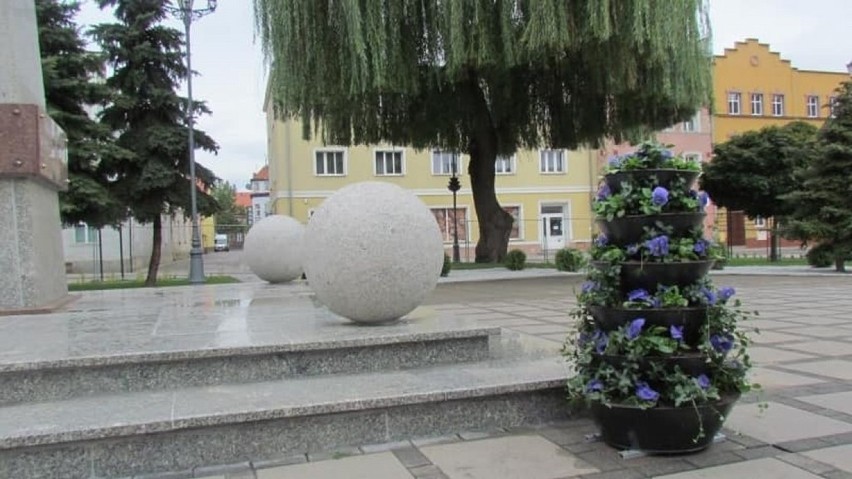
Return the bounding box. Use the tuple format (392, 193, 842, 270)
(712, 39, 850, 246)
(265, 114, 596, 260)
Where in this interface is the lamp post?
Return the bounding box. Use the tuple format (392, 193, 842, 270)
(166, 0, 217, 284)
(447, 154, 461, 263)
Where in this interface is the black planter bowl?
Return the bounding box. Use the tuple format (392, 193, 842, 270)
(597, 352, 712, 376)
(596, 213, 705, 245)
(604, 169, 700, 194)
(619, 260, 715, 292)
(588, 306, 708, 346)
(590, 394, 739, 454)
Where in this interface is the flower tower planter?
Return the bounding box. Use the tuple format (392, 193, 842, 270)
(565, 142, 756, 454)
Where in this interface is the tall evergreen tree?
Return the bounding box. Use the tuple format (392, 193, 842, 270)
(785, 81, 852, 272)
(36, 0, 125, 228)
(91, 0, 219, 286)
(254, 0, 713, 262)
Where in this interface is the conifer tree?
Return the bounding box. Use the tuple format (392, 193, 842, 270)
(36, 0, 124, 228)
(254, 0, 713, 261)
(785, 81, 852, 272)
(91, 0, 219, 285)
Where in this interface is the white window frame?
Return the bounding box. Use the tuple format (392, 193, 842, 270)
(806, 95, 819, 118)
(431, 206, 469, 243)
(373, 148, 405, 176)
(829, 96, 838, 118)
(431, 150, 463, 176)
(503, 204, 524, 240)
(727, 92, 742, 115)
(313, 148, 347, 176)
(539, 149, 566, 174)
(682, 113, 700, 132)
(495, 154, 516, 175)
(683, 152, 702, 164)
(772, 94, 785, 117)
(74, 223, 98, 244)
(751, 93, 763, 116)
(754, 216, 766, 228)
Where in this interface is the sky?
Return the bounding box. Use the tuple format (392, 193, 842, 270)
(72, 0, 852, 190)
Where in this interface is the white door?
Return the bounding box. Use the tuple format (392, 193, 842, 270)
(541, 213, 565, 250)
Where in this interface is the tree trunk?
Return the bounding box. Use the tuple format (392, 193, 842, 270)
(465, 73, 513, 263)
(769, 217, 780, 262)
(145, 215, 162, 286)
(835, 256, 846, 273)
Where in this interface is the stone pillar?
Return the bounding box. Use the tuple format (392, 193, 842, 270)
(0, 0, 69, 312)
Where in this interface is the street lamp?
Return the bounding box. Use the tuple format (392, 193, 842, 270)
(447, 154, 461, 263)
(166, 0, 217, 284)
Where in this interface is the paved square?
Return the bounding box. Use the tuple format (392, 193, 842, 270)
(655, 457, 821, 478)
(780, 360, 852, 380)
(255, 452, 411, 479)
(420, 435, 597, 479)
(798, 391, 852, 416)
(780, 326, 852, 339)
(751, 331, 807, 344)
(726, 402, 852, 443)
(748, 346, 816, 364)
(749, 367, 824, 388)
(779, 340, 852, 356)
(802, 444, 852, 473)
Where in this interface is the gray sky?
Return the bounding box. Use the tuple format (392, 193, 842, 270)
(73, 0, 851, 190)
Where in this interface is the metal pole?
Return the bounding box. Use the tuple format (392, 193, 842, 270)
(118, 224, 125, 280)
(183, 8, 204, 284)
(128, 218, 133, 274)
(97, 228, 104, 281)
(451, 155, 460, 263)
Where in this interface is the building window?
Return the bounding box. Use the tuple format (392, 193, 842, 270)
(503, 205, 521, 240)
(806, 95, 820, 118)
(750, 93, 763, 116)
(539, 149, 565, 174)
(374, 149, 403, 176)
(314, 149, 346, 176)
(495, 155, 515, 174)
(754, 216, 766, 228)
(682, 113, 700, 132)
(727, 92, 741, 115)
(830, 96, 838, 117)
(431, 207, 468, 242)
(684, 153, 702, 163)
(431, 150, 461, 175)
(772, 94, 785, 117)
(74, 223, 98, 244)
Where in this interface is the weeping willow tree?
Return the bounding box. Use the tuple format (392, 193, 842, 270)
(254, 0, 712, 262)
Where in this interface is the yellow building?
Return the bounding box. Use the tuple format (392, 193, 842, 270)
(712, 39, 850, 246)
(265, 113, 596, 260)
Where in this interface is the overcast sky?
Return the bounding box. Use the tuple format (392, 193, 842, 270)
(73, 0, 852, 190)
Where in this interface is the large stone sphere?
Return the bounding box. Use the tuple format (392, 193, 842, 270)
(303, 182, 444, 323)
(243, 215, 304, 283)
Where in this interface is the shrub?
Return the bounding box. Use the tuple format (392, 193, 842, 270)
(504, 249, 527, 271)
(555, 248, 586, 272)
(441, 253, 452, 277)
(806, 244, 833, 268)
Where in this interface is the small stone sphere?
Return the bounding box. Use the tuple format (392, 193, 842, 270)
(243, 215, 305, 283)
(303, 182, 444, 324)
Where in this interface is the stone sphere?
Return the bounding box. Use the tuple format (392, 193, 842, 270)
(243, 215, 305, 283)
(303, 182, 444, 323)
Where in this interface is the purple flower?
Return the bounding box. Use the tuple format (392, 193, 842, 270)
(694, 239, 708, 255)
(627, 289, 652, 303)
(581, 281, 598, 294)
(710, 334, 734, 353)
(586, 379, 603, 393)
(651, 186, 669, 207)
(595, 332, 609, 354)
(645, 235, 670, 257)
(699, 191, 710, 209)
(608, 156, 622, 167)
(596, 184, 611, 201)
(661, 149, 674, 159)
(626, 243, 640, 256)
(718, 287, 736, 302)
(635, 381, 660, 402)
(702, 287, 717, 305)
(626, 318, 646, 340)
(594, 234, 608, 248)
(670, 325, 684, 341)
(578, 332, 591, 347)
(696, 374, 711, 390)
(651, 296, 662, 308)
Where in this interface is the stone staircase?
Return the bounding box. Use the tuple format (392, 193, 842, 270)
(0, 300, 571, 478)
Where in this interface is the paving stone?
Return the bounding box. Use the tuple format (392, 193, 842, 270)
(749, 347, 816, 364)
(823, 471, 852, 479)
(251, 455, 307, 470)
(781, 360, 852, 381)
(654, 457, 823, 478)
(391, 447, 432, 468)
(306, 446, 362, 462)
(576, 470, 644, 479)
(360, 440, 412, 454)
(256, 452, 411, 479)
(538, 425, 597, 446)
(684, 451, 745, 468)
(802, 445, 852, 473)
(727, 402, 852, 443)
(458, 429, 502, 440)
(732, 445, 783, 460)
(750, 368, 825, 388)
(781, 341, 852, 357)
(777, 451, 838, 475)
(407, 464, 448, 478)
(631, 457, 695, 477)
(798, 391, 852, 416)
(411, 434, 461, 447)
(193, 462, 251, 478)
(133, 470, 194, 479)
(420, 435, 598, 479)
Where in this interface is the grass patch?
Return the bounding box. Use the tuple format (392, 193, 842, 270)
(725, 257, 808, 267)
(68, 275, 240, 291)
(451, 261, 557, 270)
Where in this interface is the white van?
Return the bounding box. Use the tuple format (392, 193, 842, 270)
(213, 234, 229, 252)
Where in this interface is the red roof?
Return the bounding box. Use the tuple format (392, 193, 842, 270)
(235, 192, 251, 208)
(252, 165, 269, 181)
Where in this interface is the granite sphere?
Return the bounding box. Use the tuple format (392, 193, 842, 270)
(303, 182, 444, 323)
(244, 215, 305, 283)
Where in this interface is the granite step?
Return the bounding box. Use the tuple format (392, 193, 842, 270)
(0, 313, 498, 405)
(0, 332, 572, 479)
